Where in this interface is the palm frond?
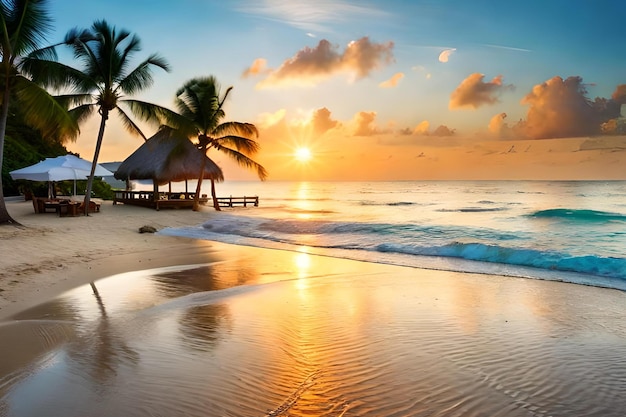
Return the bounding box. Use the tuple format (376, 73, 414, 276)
(120, 99, 176, 129)
(20, 57, 96, 91)
(115, 106, 147, 140)
(214, 134, 260, 155)
(4, 0, 53, 60)
(210, 144, 268, 180)
(54, 92, 94, 108)
(117, 53, 169, 95)
(214, 121, 258, 139)
(127, 99, 198, 137)
(13, 75, 80, 141)
(67, 102, 96, 125)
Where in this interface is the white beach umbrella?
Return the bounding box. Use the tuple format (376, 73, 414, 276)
(10, 155, 113, 196)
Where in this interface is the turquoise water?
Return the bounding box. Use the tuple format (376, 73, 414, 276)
(159, 180, 626, 291)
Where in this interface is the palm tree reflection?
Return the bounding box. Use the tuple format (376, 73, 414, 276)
(65, 282, 140, 386)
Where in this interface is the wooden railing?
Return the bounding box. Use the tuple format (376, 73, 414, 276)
(216, 196, 259, 207)
(113, 191, 259, 209)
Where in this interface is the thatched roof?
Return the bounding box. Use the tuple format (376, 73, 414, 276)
(114, 127, 224, 186)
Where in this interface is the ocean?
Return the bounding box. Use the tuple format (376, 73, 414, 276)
(158, 180, 626, 292)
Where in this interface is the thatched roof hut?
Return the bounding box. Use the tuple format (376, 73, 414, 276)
(114, 127, 223, 186)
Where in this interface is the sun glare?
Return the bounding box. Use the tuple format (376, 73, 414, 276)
(294, 147, 312, 162)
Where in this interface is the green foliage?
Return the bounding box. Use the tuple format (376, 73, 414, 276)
(2, 120, 69, 196)
(55, 178, 114, 200)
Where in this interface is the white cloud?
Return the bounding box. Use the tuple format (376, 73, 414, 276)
(438, 48, 456, 63)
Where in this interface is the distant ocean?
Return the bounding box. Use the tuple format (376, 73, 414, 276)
(158, 180, 626, 292)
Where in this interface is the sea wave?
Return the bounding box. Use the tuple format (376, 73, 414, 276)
(376, 242, 626, 280)
(530, 208, 626, 222)
(159, 212, 626, 286)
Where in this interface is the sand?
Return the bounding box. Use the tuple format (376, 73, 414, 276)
(0, 198, 221, 319)
(2, 197, 626, 416)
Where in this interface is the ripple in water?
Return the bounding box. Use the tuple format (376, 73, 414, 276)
(1, 253, 626, 417)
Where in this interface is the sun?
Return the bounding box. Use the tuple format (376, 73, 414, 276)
(294, 147, 312, 162)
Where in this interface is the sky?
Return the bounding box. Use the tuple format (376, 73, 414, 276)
(48, 0, 626, 181)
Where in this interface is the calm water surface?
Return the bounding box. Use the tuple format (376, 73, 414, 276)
(1, 244, 626, 417)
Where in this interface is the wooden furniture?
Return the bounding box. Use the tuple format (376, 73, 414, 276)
(113, 190, 259, 210)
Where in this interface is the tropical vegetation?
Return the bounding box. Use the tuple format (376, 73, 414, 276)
(0, 0, 80, 225)
(160, 76, 267, 211)
(25, 19, 171, 215)
(2, 4, 262, 221)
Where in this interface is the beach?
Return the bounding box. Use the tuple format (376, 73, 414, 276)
(0, 199, 222, 319)
(1, 196, 626, 416)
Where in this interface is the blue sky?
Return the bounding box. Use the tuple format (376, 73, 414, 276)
(50, 0, 626, 180)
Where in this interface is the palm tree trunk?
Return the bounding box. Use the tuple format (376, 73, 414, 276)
(192, 146, 207, 212)
(210, 179, 221, 211)
(0, 78, 20, 225)
(83, 113, 108, 215)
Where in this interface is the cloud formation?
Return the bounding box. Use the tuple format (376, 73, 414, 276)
(398, 121, 455, 137)
(488, 112, 508, 135)
(431, 125, 456, 136)
(449, 73, 514, 109)
(237, 0, 389, 33)
(311, 107, 339, 136)
(521, 76, 621, 139)
(379, 72, 404, 88)
(413, 120, 430, 135)
(353, 111, 381, 136)
(438, 48, 456, 63)
(257, 37, 394, 88)
(612, 84, 626, 104)
(242, 58, 269, 78)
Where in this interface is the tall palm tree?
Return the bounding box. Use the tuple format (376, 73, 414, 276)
(27, 19, 171, 215)
(165, 76, 267, 211)
(0, 0, 79, 225)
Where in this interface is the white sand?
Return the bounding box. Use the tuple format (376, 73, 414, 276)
(0, 198, 218, 319)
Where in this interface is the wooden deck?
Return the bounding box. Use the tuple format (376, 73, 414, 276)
(113, 191, 258, 210)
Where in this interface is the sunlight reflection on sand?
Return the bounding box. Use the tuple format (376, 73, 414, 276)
(1, 244, 626, 417)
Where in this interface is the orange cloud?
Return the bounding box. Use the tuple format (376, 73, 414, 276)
(521, 76, 621, 139)
(438, 48, 456, 63)
(242, 58, 269, 78)
(431, 125, 456, 136)
(488, 112, 507, 134)
(257, 37, 394, 88)
(413, 120, 430, 135)
(379, 72, 404, 88)
(612, 84, 626, 104)
(353, 111, 381, 136)
(450, 73, 514, 109)
(311, 107, 339, 136)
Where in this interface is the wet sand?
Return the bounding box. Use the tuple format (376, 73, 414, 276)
(1, 199, 626, 416)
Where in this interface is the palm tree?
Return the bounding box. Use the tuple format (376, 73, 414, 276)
(0, 0, 80, 225)
(27, 19, 171, 215)
(165, 76, 267, 211)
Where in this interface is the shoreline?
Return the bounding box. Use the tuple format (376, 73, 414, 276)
(0, 199, 221, 319)
(2, 197, 626, 320)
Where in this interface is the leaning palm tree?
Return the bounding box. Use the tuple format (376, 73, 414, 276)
(164, 76, 267, 211)
(26, 19, 170, 215)
(0, 0, 79, 225)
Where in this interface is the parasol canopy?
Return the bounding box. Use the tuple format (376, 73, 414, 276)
(10, 155, 113, 196)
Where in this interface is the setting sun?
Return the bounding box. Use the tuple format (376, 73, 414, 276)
(294, 147, 312, 162)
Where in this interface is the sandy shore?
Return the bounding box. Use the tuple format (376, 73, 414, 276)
(0, 198, 221, 319)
